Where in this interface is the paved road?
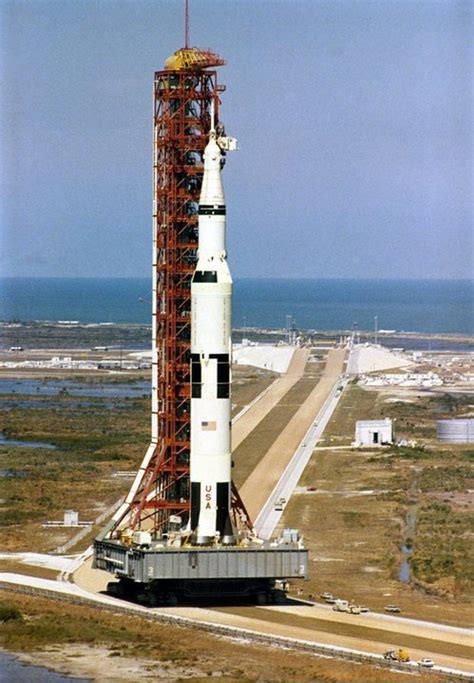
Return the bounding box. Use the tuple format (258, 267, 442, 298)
(240, 348, 346, 521)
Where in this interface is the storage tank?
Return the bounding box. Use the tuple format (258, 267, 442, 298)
(437, 419, 474, 444)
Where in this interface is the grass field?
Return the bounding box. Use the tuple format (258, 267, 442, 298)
(0, 366, 277, 553)
(280, 384, 474, 626)
(0, 591, 421, 682)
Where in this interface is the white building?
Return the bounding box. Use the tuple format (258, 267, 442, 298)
(354, 418, 393, 446)
(64, 509, 79, 526)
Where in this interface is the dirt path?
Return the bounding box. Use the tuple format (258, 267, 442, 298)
(232, 347, 310, 450)
(240, 348, 346, 520)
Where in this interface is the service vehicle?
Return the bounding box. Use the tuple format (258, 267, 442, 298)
(384, 649, 410, 663)
(333, 599, 361, 614)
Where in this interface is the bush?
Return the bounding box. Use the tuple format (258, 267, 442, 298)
(0, 604, 23, 622)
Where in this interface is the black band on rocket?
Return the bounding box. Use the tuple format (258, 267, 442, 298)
(199, 204, 226, 216)
(190, 482, 201, 530)
(193, 271, 218, 283)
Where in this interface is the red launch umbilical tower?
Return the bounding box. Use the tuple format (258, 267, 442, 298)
(108, 48, 251, 539)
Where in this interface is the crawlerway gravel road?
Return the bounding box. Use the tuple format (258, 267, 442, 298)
(239, 347, 346, 520)
(231, 347, 310, 450)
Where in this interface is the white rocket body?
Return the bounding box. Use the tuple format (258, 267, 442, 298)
(190, 128, 235, 545)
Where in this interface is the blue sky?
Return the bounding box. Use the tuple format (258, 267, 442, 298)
(1, 0, 472, 279)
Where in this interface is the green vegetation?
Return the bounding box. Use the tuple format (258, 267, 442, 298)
(0, 602, 22, 622)
(281, 383, 473, 624)
(321, 385, 379, 444)
(419, 466, 472, 492)
(410, 501, 474, 595)
(0, 394, 148, 549)
(0, 367, 283, 552)
(0, 592, 416, 682)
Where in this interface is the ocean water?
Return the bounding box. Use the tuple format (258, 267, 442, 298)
(0, 277, 472, 335)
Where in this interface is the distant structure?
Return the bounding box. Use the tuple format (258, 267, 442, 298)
(437, 419, 474, 444)
(354, 418, 393, 446)
(42, 509, 92, 528)
(64, 509, 79, 526)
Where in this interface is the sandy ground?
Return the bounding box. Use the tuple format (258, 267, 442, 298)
(347, 345, 414, 374)
(16, 645, 206, 681)
(232, 347, 310, 451)
(0, 553, 77, 572)
(240, 348, 346, 520)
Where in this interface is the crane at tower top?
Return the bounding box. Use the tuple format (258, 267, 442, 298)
(164, 0, 226, 71)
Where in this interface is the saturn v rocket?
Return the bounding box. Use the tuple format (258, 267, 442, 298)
(189, 113, 237, 546)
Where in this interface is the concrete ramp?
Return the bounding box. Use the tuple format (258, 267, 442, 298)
(348, 345, 413, 374)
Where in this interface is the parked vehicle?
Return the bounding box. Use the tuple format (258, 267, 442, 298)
(359, 606, 370, 613)
(320, 592, 337, 604)
(418, 658, 434, 669)
(384, 604, 401, 613)
(384, 649, 410, 663)
(333, 599, 361, 614)
(274, 501, 283, 511)
(307, 486, 317, 491)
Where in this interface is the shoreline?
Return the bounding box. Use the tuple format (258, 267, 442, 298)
(3, 645, 207, 682)
(0, 649, 89, 682)
(1, 319, 473, 338)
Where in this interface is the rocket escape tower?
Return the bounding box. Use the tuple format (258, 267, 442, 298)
(106, 46, 250, 539)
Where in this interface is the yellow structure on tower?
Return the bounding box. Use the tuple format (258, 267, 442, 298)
(165, 47, 226, 71)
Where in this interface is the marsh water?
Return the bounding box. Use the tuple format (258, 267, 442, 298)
(0, 433, 57, 450)
(0, 652, 89, 682)
(0, 379, 150, 398)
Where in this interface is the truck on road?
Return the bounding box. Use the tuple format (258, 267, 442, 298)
(333, 599, 361, 614)
(384, 649, 410, 663)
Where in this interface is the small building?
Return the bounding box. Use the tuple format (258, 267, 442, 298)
(64, 509, 79, 526)
(437, 419, 474, 444)
(354, 418, 393, 446)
